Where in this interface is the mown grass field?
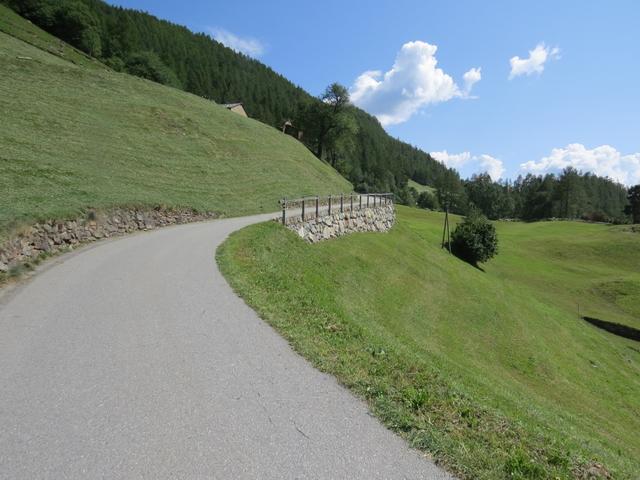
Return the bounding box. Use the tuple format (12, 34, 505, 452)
(218, 206, 640, 479)
(408, 178, 437, 195)
(0, 5, 351, 241)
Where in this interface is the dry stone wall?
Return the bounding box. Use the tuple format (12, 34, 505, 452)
(0, 208, 217, 273)
(285, 204, 395, 243)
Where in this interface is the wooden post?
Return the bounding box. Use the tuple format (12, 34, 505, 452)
(447, 209, 452, 253)
(374, 195, 377, 207)
(367, 195, 370, 208)
(359, 194, 362, 209)
(328, 195, 332, 215)
(301, 198, 305, 221)
(350, 193, 353, 212)
(441, 207, 446, 248)
(315, 196, 319, 218)
(282, 198, 286, 225)
(340, 193, 344, 213)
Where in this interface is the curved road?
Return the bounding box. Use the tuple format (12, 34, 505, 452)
(0, 214, 452, 479)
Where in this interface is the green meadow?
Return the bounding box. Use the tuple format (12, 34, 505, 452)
(408, 178, 437, 195)
(218, 206, 640, 479)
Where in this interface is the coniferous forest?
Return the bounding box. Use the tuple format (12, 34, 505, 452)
(5, 0, 635, 222)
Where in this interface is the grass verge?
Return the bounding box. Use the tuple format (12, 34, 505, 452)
(217, 206, 640, 479)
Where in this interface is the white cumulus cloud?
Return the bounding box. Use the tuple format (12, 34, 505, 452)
(350, 41, 480, 126)
(432, 151, 505, 181)
(462, 67, 482, 96)
(509, 43, 560, 79)
(208, 27, 265, 58)
(520, 143, 640, 185)
(477, 154, 506, 181)
(431, 150, 472, 168)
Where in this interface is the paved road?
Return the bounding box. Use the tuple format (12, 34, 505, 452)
(0, 214, 452, 479)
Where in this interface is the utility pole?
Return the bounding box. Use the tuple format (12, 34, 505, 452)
(441, 196, 451, 253)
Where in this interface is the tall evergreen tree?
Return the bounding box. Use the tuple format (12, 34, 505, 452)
(628, 185, 640, 224)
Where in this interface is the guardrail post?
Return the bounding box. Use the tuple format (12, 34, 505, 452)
(359, 194, 362, 209)
(350, 193, 353, 212)
(282, 198, 286, 225)
(340, 193, 344, 213)
(367, 195, 370, 208)
(374, 195, 377, 207)
(301, 198, 305, 221)
(315, 196, 319, 218)
(328, 195, 332, 215)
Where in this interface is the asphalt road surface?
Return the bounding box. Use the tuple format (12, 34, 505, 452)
(0, 214, 453, 479)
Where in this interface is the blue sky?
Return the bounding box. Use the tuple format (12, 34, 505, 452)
(107, 0, 640, 184)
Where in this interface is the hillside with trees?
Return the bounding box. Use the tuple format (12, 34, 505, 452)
(0, 4, 351, 240)
(2, 0, 450, 195)
(4, 0, 633, 222)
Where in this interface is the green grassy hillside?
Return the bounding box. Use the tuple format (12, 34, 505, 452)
(218, 207, 640, 479)
(408, 179, 437, 195)
(0, 5, 351, 240)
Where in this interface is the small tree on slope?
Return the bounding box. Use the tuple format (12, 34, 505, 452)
(450, 210, 498, 266)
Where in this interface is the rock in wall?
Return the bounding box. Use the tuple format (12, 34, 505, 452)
(0, 207, 217, 273)
(285, 204, 395, 243)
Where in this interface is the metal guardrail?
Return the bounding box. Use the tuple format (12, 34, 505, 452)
(280, 193, 393, 225)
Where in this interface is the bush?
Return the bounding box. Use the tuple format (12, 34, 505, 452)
(450, 210, 498, 266)
(395, 186, 417, 207)
(581, 211, 609, 223)
(417, 191, 439, 210)
(104, 56, 125, 72)
(125, 51, 183, 89)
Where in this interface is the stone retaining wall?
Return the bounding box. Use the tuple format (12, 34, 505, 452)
(0, 208, 217, 273)
(285, 204, 395, 243)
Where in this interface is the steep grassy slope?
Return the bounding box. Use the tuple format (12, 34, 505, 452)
(0, 6, 351, 240)
(218, 207, 640, 479)
(408, 179, 437, 195)
(0, 4, 106, 69)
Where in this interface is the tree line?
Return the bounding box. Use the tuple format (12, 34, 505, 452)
(413, 167, 637, 223)
(4, 0, 451, 195)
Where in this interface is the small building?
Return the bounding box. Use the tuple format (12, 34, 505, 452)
(223, 102, 247, 117)
(282, 120, 303, 140)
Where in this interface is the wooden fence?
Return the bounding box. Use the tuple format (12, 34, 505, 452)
(280, 193, 393, 225)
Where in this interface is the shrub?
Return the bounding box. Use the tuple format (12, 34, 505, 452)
(125, 51, 183, 89)
(417, 191, 439, 210)
(581, 211, 609, 223)
(450, 210, 498, 266)
(395, 186, 417, 207)
(104, 56, 125, 72)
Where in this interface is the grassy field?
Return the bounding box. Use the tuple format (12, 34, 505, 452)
(0, 5, 351, 241)
(218, 206, 640, 479)
(0, 4, 107, 70)
(408, 178, 437, 195)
